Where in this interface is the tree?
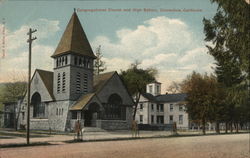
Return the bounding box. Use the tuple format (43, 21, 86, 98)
(203, 0, 249, 132)
(0, 72, 27, 130)
(120, 61, 158, 120)
(181, 72, 220, 135)
(166, 81, 181, 94)
(94, 45, 106, 75)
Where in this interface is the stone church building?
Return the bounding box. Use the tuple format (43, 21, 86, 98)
(19, 11, 134, 131)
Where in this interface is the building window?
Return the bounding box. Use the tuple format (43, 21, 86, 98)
(83, 58, 86, 67)
(156, 85, 160, 94)
(76, 72, 81, 93)
(140, 115, 143, 123)
(57, 73, 61, 93)
(140, 103, 143, 110)
(157, 104, 164, 112)
(149, 85, 153, 93)
(157, 115, 164, 124)
(104, 93, 125, 120)
(65, 56, 68, 65)
(169, 115, 173, 123)
(62, 57, 65, 66)
(56, 108, 58, 115)
(83, 74, 88, 93)
(32, 93, 45, 118)
(74, 56, 78, 65)
(71, 111, 77, 119)
(79, 58, 82, 66)
(151, 104, 154, 111)
(59, 58, 62, 66)
(179, 105, 183, 111)
(151, 115, 154, 123)
(179, 115, 183, 124)
(62, 72, 66, 92)
(170, 104, 173, 112)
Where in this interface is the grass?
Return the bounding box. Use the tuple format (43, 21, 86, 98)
(0, 142, 52, 148)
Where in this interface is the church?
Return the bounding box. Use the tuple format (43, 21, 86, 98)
(18, 11, 134, 131)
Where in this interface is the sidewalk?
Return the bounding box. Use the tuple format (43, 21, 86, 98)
(0, 129, 173, 147)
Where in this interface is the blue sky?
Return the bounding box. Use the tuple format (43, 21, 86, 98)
(0, 0, 218, 92)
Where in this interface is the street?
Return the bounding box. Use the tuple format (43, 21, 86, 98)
(0, 133, 249, 158)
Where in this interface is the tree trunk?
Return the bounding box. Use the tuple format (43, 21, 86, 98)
(235, 122, 239, 133)
(230, 122, 233, 133)
(202, 118, 206, 135)
(225, 122, 228, 134)
(215, 122, 220, 134)
(132, 93, 141, 120)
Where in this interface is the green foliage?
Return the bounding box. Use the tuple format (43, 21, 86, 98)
(203, 0, 250, 75)
(202, 0, 249, 129)
(181, 72, 227, 134)
(1, 82, 27, 103)
(120, 61, 158, 120)
(120, 61, 157, 96)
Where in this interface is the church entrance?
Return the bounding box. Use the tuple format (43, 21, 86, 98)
(84, 103, 100, 127)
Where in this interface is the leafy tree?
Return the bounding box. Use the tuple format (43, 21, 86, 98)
(120, 61, 157, 120)
(181, 72, 221, 135)
(1, 81, 26, 130)
(94, 45, 106, 75)
(203, 0, 249, 132)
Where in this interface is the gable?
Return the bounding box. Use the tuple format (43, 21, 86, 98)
(29, 70, 54, 102)
(96, 72, 134, 106)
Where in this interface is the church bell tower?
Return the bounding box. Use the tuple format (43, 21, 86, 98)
(51, 11, 96, 101)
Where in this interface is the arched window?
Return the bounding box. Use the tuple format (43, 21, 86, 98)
(59, 58, 62, 67)
(83, 58, 86, 67)
(65, 56, 68, 65)
(74, 56, 78, 65)
(62, 57, 65, 66)
(31, 92, 45, 118)
(104, 94, 125, 120)
(79, 58, 82, 66)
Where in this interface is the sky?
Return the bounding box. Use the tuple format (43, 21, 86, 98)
(0, 0, 218, 93)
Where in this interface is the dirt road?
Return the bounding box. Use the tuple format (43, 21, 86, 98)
(0, 134, 249, 158)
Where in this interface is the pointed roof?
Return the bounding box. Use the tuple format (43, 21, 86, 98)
(36, 69, 55, 100)
(51, 12, 96, 58)
(70, 93, 96, 110)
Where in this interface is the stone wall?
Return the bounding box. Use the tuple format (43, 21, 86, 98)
(96, 120, 128, 130)
(30, 119, 50, 130)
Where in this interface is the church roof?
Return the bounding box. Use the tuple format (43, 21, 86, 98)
(36, 69, 55, 100)
(93, 71, 116, 93)
(51, 12, 96, 58)
(142, 93, 187, 103)
(70, 93, 96, 111)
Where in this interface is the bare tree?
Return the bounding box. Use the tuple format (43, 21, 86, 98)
(94, 45, 106, 75)
(166, 81, 181, 94)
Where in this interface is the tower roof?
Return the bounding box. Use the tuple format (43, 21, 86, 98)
(51, 12, 96, 58)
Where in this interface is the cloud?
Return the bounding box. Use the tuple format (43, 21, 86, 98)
(0, 19, 59, 82)
(91, 16, 215, 91)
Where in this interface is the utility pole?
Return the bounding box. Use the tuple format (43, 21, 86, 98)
(26, 28, 37, 145)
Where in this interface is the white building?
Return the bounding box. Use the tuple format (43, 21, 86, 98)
(135, 82, 189, 129)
